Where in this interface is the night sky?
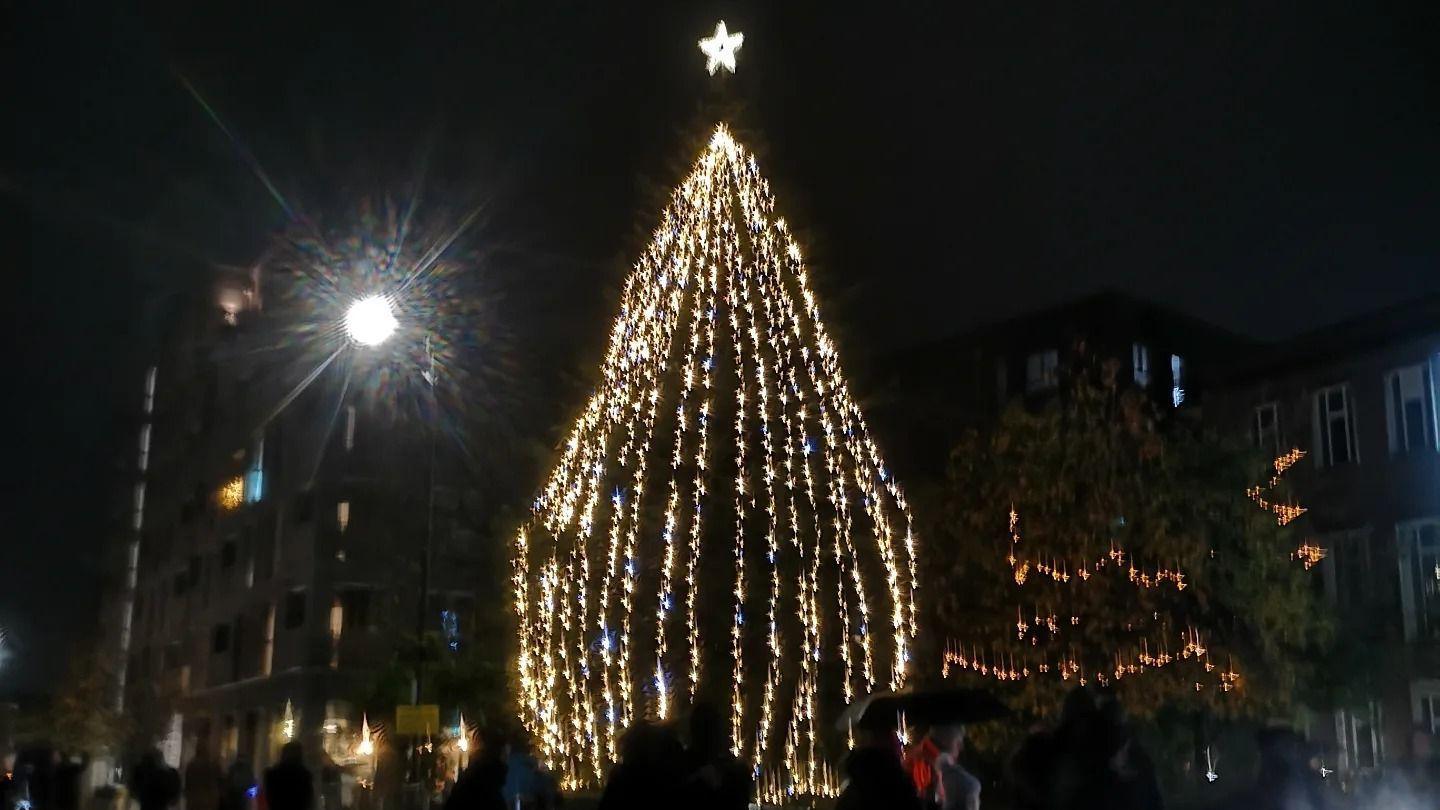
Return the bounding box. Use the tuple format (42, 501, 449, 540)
(6, 0, 1440, 696)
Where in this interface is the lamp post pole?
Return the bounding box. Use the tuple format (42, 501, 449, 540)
(343, 296, 439, 803)
(415, 332, 436, 706)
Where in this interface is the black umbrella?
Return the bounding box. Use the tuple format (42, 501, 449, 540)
(841, 688, 1010, 732)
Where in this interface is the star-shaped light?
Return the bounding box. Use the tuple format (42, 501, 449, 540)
(699, 20, 744, 75)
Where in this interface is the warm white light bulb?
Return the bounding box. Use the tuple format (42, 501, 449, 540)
(345, 295, 398, 347)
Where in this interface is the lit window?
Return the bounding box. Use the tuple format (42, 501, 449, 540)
(218, 477, 245, 511)
(1025, 349, 1059, 393)
(1399, 520, 1440, 641)
(441, 610, 460, 652)
(1385, 363, 1437, 455)
(1314, 385, 1358, 467)
(1254, 402, 1280, 453)
(1170, 355, 1186, 407)
(1132, 343, 1150, 387)
(337, 501, 350, 533)
(244, 439, 265, 504)
(329, 598, 344, 670)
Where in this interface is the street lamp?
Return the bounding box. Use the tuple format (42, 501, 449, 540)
(344, 295, 399, 347)
(343, 293, 438, 776)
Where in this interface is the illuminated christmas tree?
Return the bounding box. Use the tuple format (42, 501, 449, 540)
(511, 126, 917, 792)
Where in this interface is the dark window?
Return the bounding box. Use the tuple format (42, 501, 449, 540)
(293, 492, 314, 524)
(255, 515, 277, 582)
(1254, 403, 1280, 453)
(213, 623, 231, 653)
(173, 572, 187, 596)
(1329, 531, 1373, 610)
(221, 541, 237, 569)
(339, 589, 373, 630)
(285, 590, 307, 629)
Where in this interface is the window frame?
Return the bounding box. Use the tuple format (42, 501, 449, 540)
(1169, 354, 1186, 407)
(1025, 349, 1060, 393)
(1384, 362, 1438, 456)
(1412, 679, 1440, 736)
(1335, 702, 1383, 772)
(1132, 343, 1151, 388)
(1398, 518, 1440, 641)
(1313, 384, 1359, 467)
(1321, 528, 1372, 610)
(1254, 401, 1280, 454)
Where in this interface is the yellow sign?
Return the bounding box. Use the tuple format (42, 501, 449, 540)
(394, 704, 440, 735)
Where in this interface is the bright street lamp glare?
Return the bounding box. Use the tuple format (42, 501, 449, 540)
(345, 295, 398, 347)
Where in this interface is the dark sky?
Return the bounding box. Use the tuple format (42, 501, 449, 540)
(6, 0, 1440, 695)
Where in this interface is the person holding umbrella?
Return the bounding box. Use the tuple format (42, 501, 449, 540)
(906, 725, 980, 810)
(841, 688, 1007, 810)
(836, 710, 922, 810)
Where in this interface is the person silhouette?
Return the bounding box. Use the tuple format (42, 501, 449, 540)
(262, 743, 313, 810)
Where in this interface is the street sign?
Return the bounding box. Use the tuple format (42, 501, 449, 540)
(395, 704, 440, 735)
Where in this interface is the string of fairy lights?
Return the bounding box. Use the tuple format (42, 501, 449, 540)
(943, 448, 1319, 695)
(513, 127, 916, 791)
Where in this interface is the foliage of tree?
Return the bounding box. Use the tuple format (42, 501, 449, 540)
(48, 646, 128, 756)
(929, 361, 1331, 723)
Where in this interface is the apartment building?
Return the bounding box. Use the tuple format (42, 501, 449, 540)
(1211, 295, 1440, 774)
(112, 266, 492, 789)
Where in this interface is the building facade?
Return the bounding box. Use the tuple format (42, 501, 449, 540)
(1210, 296, 1440, 776)
(112, 266, 494, 793)
(877, 290, 1440, 777)
(874, 290, 1252, 479)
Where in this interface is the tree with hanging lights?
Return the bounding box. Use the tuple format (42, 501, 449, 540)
(511, 25, 919, 796)
(931, 361, 1331, 727)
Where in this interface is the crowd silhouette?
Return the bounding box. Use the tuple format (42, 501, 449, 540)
(7, 686, 1430, 810)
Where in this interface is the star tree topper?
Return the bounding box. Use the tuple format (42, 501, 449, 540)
(699, 20, 744, 75)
